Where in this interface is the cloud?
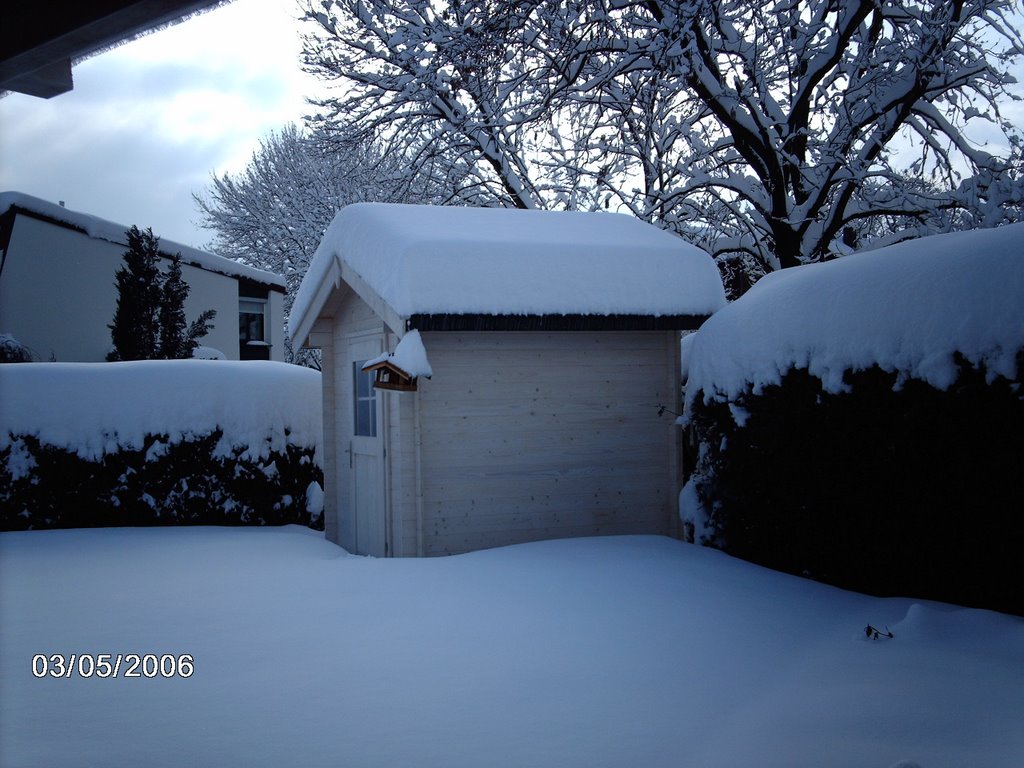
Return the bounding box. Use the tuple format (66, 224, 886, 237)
(0, 0, 319, 249)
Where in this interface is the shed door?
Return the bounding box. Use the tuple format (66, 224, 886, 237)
(349, 335, 387, 556)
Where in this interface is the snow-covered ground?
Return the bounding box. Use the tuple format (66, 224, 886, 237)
(1, 526, 1020, 768)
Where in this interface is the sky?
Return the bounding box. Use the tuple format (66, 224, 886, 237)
(0, 0, 322, 250)
(2, 3, 1021, 254)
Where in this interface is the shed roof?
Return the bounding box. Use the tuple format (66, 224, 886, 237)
(1, 191, 284, 289)
(291, 203, 726, 345)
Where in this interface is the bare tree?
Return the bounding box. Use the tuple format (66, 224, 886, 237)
(195, 123, 444, 364)
(301, 0, 600, 209)
(301, 0, 1024, 291)
(589, 0, 1024, 273)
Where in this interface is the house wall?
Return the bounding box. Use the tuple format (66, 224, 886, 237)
(391, 330, 683, 556)
(0, 214, 281, 361)
(178, 262, 247, 361)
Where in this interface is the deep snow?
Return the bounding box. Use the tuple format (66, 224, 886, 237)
(1, 526, 1021, 768)
(683, 223, 1024, 407)
(291, 203, 727, 341)
(0, 360, 322, 463)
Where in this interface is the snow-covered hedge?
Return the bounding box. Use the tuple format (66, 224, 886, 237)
(0, 361, 324, 531)
(682, 226, 1024, 615)
(0, 333, 33, 363)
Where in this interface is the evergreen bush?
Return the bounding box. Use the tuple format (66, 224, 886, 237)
(684, 353, 1024, 615)
(108, 227, 216, 361)
(0, 334, 33, 363)
(0, 431, 324, 531)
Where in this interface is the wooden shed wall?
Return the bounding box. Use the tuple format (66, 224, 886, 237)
(391, 331, 682, 556)
(320, 288, 684, 557)
(323, 289, 386, 549)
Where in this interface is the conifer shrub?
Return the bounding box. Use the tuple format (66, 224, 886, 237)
(684, 353, 1024, 615)
(108, 227, 216, 361)
(0, 431, 324, 532)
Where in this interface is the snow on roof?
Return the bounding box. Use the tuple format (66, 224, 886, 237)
(291, 203, 726, 342)
(0, 191, 284, 288)
(362, 329, 433, 378)
(684, 224, 1024, 408)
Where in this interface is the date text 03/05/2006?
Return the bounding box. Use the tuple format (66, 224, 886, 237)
(31, 653, 194, 679)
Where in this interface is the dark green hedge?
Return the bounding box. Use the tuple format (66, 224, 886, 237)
(685, 354, 1024, 615)
(1, 430, 324, 531)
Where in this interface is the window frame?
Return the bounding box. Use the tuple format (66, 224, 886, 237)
(353, 360, 377, 438)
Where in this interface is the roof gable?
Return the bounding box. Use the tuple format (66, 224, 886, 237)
(291, 203, 726, 346)
(0, 191, 284, 289)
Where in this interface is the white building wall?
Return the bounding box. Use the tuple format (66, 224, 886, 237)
(392, 330, 683, 557)
(178, 260, 241, 360)
(1, 216, 121, 362)
(0, 213, 283, 362)
(318, 287, 684, 557)
(266, 291, 285, 363)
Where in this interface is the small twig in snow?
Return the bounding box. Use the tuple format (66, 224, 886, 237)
(865, 624, 895, 640)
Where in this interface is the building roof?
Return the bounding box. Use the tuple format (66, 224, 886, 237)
(0, 190, 284, 289)
(291, 203, 726, 345)
(1, 0, 228, 98)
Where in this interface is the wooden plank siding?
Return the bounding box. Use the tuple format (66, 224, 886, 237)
(405, 331, 682, 556)
(323, 292, 684, 557)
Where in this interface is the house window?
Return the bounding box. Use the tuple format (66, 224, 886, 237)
(239, 299, 268, 360)
(354, 361, 377, 437)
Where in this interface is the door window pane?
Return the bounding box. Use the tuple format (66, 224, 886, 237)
(353, 361, 377, 437)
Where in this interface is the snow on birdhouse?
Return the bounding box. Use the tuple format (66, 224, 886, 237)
(361, 329, 432, 391)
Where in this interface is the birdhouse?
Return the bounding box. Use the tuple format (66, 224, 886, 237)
(362, 359, 418, 391)
(359, 329, 433, 392)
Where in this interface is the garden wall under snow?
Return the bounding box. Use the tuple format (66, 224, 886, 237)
(681, 226, 1024, 616)
(0, 361, 324, 531)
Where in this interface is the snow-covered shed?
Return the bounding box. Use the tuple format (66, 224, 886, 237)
(0, 192, 285, 362)
(290, 203, 726, 556)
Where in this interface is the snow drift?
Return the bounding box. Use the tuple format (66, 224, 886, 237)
(291, 202, 727, 344)
(0, 360, 322, 461)
(1, 527, 1021, 767)
(684, 223, 1024, 407)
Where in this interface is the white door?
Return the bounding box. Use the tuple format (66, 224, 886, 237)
(349, 335, 387, 556)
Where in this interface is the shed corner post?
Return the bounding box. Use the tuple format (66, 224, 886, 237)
(668, 329, 684, 540)
(320, 327, 341, 546)
(414, 384, 425, 557)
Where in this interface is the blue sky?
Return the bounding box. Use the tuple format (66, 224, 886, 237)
(0, 0, 321, 250)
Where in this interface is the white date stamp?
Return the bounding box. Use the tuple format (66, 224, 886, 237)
(32, 653, 194, 679)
